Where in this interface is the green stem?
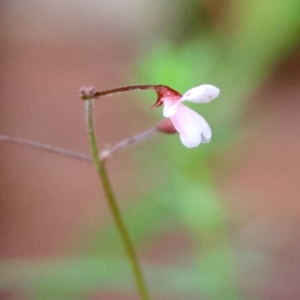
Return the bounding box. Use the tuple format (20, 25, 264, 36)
(85, 99, 150, 300)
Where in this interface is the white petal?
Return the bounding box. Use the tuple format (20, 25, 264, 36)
(182, 84, 220, 103)
(163, 98, 181, 118)
(183, 106, 212, 141)
(170, 104, 202, 148)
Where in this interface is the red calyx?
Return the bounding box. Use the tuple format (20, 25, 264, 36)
(151, 85, 182, 109)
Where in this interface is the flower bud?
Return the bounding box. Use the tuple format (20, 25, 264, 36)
(79, 87, 96, 100)
(156, 118, 178, 134)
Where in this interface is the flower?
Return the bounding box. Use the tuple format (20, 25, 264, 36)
(154, 84, 220, 148)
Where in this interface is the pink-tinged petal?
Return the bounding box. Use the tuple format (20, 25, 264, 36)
(182, 84, 220, 103)
(183, 106, 212, 141)
(163, 98, 182, 117)
(170, 104, 202, 148)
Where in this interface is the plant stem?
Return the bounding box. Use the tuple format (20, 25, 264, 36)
(0, 135, 92, 163)
(101, 127, 157, 162)
(85, 99, 150, 300)
(93, 85, 160, 98)
(0, 126, 158, 164)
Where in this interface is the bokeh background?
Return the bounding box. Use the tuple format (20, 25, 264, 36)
(1, 1, 300, 299)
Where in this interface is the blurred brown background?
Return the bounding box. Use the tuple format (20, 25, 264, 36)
(0, 0, 164, 257)
(1, 1, 300, 299)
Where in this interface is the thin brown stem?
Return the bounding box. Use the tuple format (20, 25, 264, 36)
(0, 126, 159, 165)
(0, 135, 92, 163)
(93, 85, 161, 98)
(101, 127, 157, 162)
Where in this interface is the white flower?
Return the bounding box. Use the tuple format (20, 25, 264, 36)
(162, 84, 220, 148)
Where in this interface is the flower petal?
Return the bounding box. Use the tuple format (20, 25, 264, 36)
(182, 84, 220, 103)
(170, 104, 202, 148)
(163, 98, 181, 118)
(183, 106, 212, 141)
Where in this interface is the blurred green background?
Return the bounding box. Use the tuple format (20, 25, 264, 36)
(1, 1, 300, 299)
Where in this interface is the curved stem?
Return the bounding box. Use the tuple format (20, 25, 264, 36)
(85, 99, 150, 300)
